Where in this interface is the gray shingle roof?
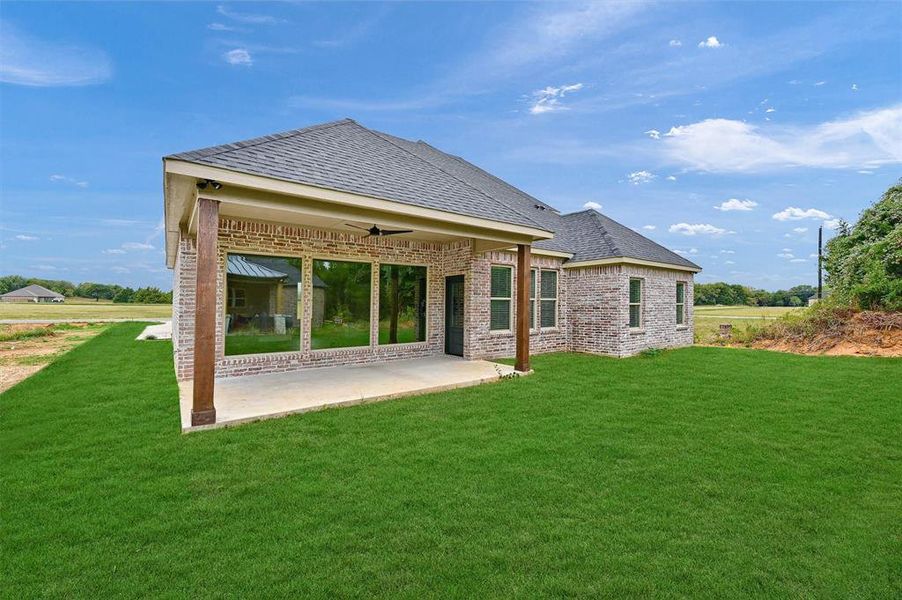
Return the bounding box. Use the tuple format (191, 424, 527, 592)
(168, 119, 546, 231)
(545, 210, 701, 269)
(169, 119, 699, 271)
(1, 284, 64, 299)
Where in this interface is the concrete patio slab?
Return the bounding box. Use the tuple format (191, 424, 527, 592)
(136, 321, 172, 340)
(178, 355, 521, 432)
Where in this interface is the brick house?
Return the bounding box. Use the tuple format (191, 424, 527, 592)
(164, 119, 700, 426)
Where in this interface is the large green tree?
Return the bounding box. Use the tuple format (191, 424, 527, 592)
(823, 181, 902, 310)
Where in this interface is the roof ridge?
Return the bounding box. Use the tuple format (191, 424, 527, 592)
(360, 125, 547, 230)
(168, 119, 355, 161)
(415, 141, 558, 212)
(588, 211, 622, 256)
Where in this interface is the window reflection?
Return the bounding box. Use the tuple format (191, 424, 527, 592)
(379, 265, 427, 344)
(225, 254, 301, 355)
(312, 259, 372, 349)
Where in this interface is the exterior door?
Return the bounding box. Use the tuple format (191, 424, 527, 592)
(445, 275, 464, 356)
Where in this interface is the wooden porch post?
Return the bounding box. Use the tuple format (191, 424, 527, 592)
(191, 197, 219, 427)
(515, 243, 531, 372)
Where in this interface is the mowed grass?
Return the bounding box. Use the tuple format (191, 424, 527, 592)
(695, 305, 801, 344)
(0, 301, 171, 320)
(2, 324, 900, 598)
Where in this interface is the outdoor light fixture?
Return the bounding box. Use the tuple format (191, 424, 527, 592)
(196, 179, 223, 191)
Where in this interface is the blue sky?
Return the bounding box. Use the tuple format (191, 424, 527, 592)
(1, 1, 900, 290)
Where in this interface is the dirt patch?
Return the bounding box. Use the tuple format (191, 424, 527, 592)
(748, 311, 902, 357)
(0, 323, 106, 393)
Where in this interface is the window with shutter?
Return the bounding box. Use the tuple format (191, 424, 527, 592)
(676, 282, 686, 325)
(490, 266, 512, 331)
(540, 270, 557, 328)
(629, 278, 643, 328)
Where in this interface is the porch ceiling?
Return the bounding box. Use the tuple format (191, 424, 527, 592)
(164, 161, 554, 268)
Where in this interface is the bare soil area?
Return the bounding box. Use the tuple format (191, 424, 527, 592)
(749, 311, 902, 357)
(0, 323, 107, 393)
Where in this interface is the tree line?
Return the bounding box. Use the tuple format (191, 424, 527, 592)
(694, 282, 817, 307)
(823, 181, 900, 311)
(0, 275, 172, 304)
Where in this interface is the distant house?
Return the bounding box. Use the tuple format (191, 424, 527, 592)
(0, 284, 65, 303)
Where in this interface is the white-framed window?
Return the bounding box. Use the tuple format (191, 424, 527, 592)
(539, 269, 558, 328)
(490, 265, 513, 331)
(676, 281, 686, 325)
(228, 287, 246, 308)
(529, 269, 537, 330)
(629, 278, 643, 328)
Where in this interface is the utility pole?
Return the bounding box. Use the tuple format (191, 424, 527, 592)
(817, 225, 823, 300)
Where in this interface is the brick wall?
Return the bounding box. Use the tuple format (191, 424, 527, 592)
(567, 263, 694, 357)
(463, 250, 569, 360)
(172, 217, 694, 381)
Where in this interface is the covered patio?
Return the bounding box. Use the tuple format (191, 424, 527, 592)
(178, 355, 519, 432)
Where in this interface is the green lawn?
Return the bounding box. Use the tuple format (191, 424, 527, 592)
(694, 305, 801, 344)
(3, 324, 900, 597)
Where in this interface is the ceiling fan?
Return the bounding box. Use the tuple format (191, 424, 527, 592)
(346, 223, 413, 237)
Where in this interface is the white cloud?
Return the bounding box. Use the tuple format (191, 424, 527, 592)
(224, 48, 253, 66)
(642, 225, 656, 230)
(793, 227, 808, 233)
(720, 249, 735, 254)
(627, 170, 655, 185)
(669, 39, 682, 47)
(15, 234, 38, 241)
(858, 169, 874, 174)
(216, 4, 282, 25)
(714, 198, 757, 211)
(657, 105, 902, 172)
(772, 207, 831, 221)
(644, 129, 661, 139)
(122, 242, 154, 250)
(809, 253, 819, 258)
(815, 80, 827, 86)
(103, 249, 126, 255)
(111, 266, 131, 274)
(778, 252, 794, 259)
(0, 21, 112, 87)
(725, 260, 735, 264)
(582, 201, 602, 210)
(851, 83, 859, 92)
(765, 107, 776, 113)
(689, 248, 698, 254)
(529, 83, 583, 114)
(207, 23, 238, 32)
(34, 264, 57, 271)
(823, 218, 842, 230)
(782, 247, 793, 252)
(790, 258, 807, 263)
(49, 174, 88, 188)
(698, 36, 723, 48)
(483, 3, 646, 78)
(669, 223, 730, 236)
